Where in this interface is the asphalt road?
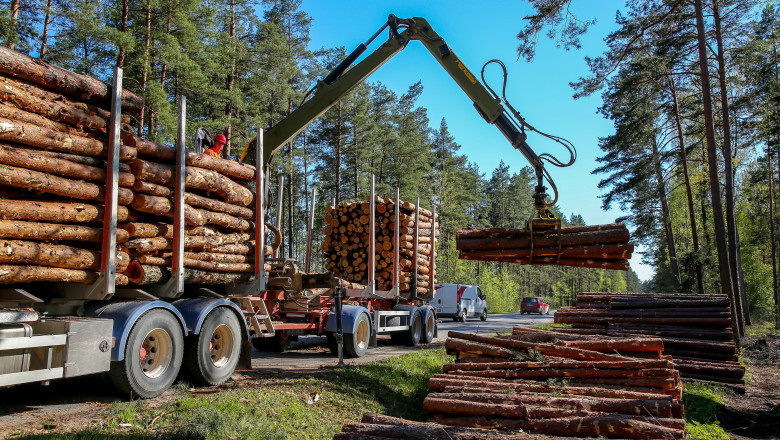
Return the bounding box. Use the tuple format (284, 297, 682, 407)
(250, 311, 554, 373)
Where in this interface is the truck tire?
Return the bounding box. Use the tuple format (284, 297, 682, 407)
(344, 313, 370, 358)
(182, 307, 241, 386)
(251, 331, 293, 352)
(421, 311, 436, 343)
(109, 309, 184, 398)
(405, 311, 422, 346)
(480, 308, 488, 321)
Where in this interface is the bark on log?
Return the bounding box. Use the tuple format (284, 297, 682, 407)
(0, 199, 131, 223)
(0, 264, 96, 283)
(131, 194, 250, 230)
(0, 144, 134, 187)
(456, 223, 626, 239)
(129, 159, 253, 206)
(0, 45, 143, 113)
(185, 192, 253, 219)
(125, 263, 256, 285)
(0, 102, 95, 138)
(0, 117, 136, 160)
(0, 219, 127, 242)
(133, 179, 171, 197)
(0, 239, 129, 271)
(0, 163, 133, 204)
(337, 422, 540, 440)
(133, 138, 256, 181)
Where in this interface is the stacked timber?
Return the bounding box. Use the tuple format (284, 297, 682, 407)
(0, 46, 140, 285)
(423, 330, 685, 439)
(555, 292, 745, 390)
(455, 223, 633, 270)
(321, 197, 437, 299)
(121, 138, 268, 285)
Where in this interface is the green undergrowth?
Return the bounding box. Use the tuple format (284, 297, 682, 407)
(745, 321, 778, 337)
(13, 347, 453, 440)
(683, 381, 730, 439)
(534, 322, 571, 331)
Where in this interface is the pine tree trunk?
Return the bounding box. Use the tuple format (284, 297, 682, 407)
(9, 0, 19, 50)
(224, 0, 236, 159)
(336, 100, 342, 203)
(713, 0, 747, 330)
(287, 99, 294, 259)
(770, 153, 778, 311)
(669, 73, 703, 294)
(116, 0, 129, 67)
(137, 0, 152, 136)
(693, 0, 739, 342)
(40, 0, 53, 60)
(651, 136, 681, 291)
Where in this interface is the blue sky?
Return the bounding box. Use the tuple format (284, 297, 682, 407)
(300, 1, 653, 281)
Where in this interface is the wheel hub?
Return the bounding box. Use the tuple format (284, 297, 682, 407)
(209, 324, 234, 368)
(140, 328, 173, 379)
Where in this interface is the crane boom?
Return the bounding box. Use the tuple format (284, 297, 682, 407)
(241, 15, 572, 222)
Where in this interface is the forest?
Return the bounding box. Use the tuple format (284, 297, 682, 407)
(0, 0, 776, 327)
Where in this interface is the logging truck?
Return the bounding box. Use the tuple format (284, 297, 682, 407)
(0, 14, 570, 399)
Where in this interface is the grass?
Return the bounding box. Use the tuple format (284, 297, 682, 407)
(11, 347, 453, 440)
(745, 321, 778, 337)
(534, 322, 571, 331)
(683, 381, 730, 439)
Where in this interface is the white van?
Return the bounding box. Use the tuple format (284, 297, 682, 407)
(431, 284, 488, 322)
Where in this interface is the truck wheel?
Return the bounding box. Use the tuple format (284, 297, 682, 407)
(344, 313, 370, 358)
(480, 308, 488, 321)
(405, 311, 422, 346)
(421, 311, 436, 343)
(183, 307, 241, 386)
(109, 309, 183, 399)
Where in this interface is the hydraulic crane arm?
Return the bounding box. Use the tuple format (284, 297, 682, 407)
(241, 15, 574, 221)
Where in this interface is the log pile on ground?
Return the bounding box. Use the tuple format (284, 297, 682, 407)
(322, 197, 437, 299)
(455, 223, 633, 270)
(0, 46, 141, 285)
(554, 292, 745, 391)
(0, 46, 265, 287)
(422, 329, 685, 439)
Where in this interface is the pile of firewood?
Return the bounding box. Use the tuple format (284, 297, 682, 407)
(121, 137, 267, 285)
(555, 292, 745, 391)
(321, 197, 437, 299)
(422, 329, 685, 439)
(455, 223, 633, 270)
(0, 46, 142, 285)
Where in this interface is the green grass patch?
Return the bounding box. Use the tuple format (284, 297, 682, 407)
(11, 347, 453, 440)
(534, 322, 571, 331)
(683, 381, 729, 439)
(746, 321, 778, 337)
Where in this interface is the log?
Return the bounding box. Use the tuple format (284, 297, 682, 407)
(0, 199, 131, 223)
(0, 102, 95, 138)
(431, 381, 673, 402)
(0, 163, 133, 205)
(0, 45, 143, 113)
(133, 179, 172, 197)
(555, 315, 733, 327)
(129, 159, 253, 206)
(133, 138, 256, 181)
(458, 254, 630, 271)
(0, 239, 111, 270)
(0, 117, 136, 160)
(337, 422, 539, 440)
(447, 331, 631, 362)
(0, 220, 128, 243)
(185, 192, 253, 219)
(456, 223, 626, 240)
(0, 264, 96, 284)
(445, 339, 519, 359)
(443, 359, 673, 372)
(0, 75, 110, 130)
(125, 263, 255, 285)
(0, 144, 134, 187)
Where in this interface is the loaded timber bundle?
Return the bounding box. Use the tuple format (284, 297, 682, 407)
(0, 48, 141, 285)
(421, 329, 686, 439)
(455, 223, 633, 270)
(554, 292, 745, 391)
(321, 197, 437, 299)
(0, 47, 266, 287)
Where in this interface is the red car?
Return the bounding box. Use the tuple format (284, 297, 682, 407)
(521, 297, 550, 315)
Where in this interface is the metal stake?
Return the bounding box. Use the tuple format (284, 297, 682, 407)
(394, 187, 400, 295)
(305, 187, 317, 272)
(368, 175, 376, 295)
(335, 286, 345, 367)
(256, 129, 266, 290)
(275, 174, 284, 258)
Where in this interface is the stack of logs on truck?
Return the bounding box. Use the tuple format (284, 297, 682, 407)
(0, 46, 280, 398)
(322, 197, 437, 297)
(332, 326, 686, 439)
(555, 293, 745, 391)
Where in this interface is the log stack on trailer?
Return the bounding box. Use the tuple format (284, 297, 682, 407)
(554, 292, 745, 391)
(455, 223, 633, 270)
(333, 328, 686, 439)
(322, 197, 438, 299)
(0, 46, 141, 286)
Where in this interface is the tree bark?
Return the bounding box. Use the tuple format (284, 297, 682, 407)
(693, 0, 739, 342)
(0, 265, 97, 284)
(116, 0, 129, 67)
(668, 73, 704, 294)
(39, 0, 53, 60)
(0, 199, 131, 223)
(223, 0, 236, 159)
(137, 0, 152, 135)
(0, 220, 128, 243)
(650, 135, 681, 291)
(9, 0, 20, 50)
(0, 163, 133, 205)
(772, 153, 780, 329)
(0, 46, 143, 113)
(713, 0, 748, 331)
